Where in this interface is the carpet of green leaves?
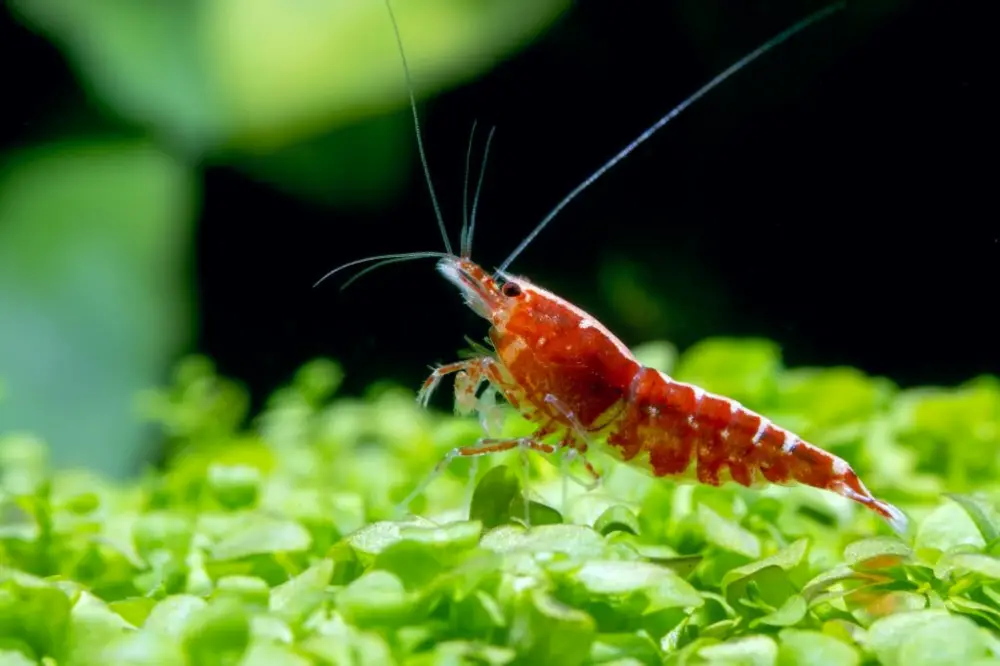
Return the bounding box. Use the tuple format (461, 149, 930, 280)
(2, 338, 1000, 665)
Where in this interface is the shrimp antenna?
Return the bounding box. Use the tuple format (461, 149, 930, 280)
(384, 0, 453, 255)
(463, 125, 498, 258)
(312, 251, 450, 289)
(497, 0, 846, 273)
(459, 120, 479, 256)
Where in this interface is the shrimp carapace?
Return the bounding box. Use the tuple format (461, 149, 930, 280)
(421, 257, 908, 535)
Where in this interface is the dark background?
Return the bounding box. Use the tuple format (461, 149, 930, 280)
(4, 0, 995, 417)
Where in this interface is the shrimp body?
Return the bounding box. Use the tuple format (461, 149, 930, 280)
(421, 256, 908, 534)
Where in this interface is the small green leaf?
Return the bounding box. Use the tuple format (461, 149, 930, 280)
(336, 570, 415, 627)
(698, 504, 761, 559)
(91, 632, 187, 666)
(916, 502, 986, 553)
(269, 559, 334, 626)
(210, 516, 311, 560)
(132, 512, 193, 561)
(725, 565, 799, 620)
(723, 539, 809, 589)
(64, 592, 135, 666)
(206, 464, 260, 510)
(181, 599, 250, 666)
(240, 643, 312, 666)
(211, 576, 270, 609)
(108, 597, 157, 627)
(777, 629, 858, 666)
(867, 610, 952, 666)
(589, 632, 662, 665)
(144, 595, 208, 640)
(0, 579, 72, 661)
(843, 537, 911, 569)
(594, 505, 641, 536)
(399, 520, 483, 551)
(571, 560, 702, 611)
(946, 493, 1000, 543)
(480, 524, 606, 558)
(895, 614, 996, 666)
(470, 465, 521, 529)
(755, 595, 807, 627)
(509, 589, 596, 666)
(935, 553, 1000, 581)
(697, 635, 778, 666)
(509, 496, 563, 527)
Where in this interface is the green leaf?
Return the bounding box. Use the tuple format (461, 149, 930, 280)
(509, 496, 564, 527)
(64, 592, 135, 666)
(132, 512, 193, 562)
(210, 516, 312, 560)
(754, 595, 807, 628)
(181, 599, 251, 666)
(843, 536, 911, 570)
(722, 539, 809, 590)
(777, 629, 858, 666)
(470, 465, 521, 529)
(589, 632, 662, 665)
(239, 643, 312, 666)
(269, 559, 334, 627)
(91, 631, 187, 666)
(398, 520, 483, 551)
(935, 553, 1000, 581)
(211, 576, 270, 610)
(697, 504, 761, 559)
(594, 505, 641, 536)
(143, 595, 208, 640)
(916, 502, 986, 553)
(892, 614, 996, 665)
(345, 519, 431, 560)
(335, 570, 415, 628)
(945, 493, 1000, 543)
(571, 560, 702, 611)
(0, 579, 72, 661)
(697, 635, 778, 666)
(206, 464, 260, 510)
(509, 589, 596, 666)
(480, 524, 606, 558)
(0, 141, 195, 478)
(725, 566, 799, 620)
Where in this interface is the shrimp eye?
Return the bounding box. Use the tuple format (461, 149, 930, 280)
(501, 282, 522, 298)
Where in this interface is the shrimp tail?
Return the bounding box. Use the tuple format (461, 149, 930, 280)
(737, 413, 908, 535)
(832, 472, 909, 536)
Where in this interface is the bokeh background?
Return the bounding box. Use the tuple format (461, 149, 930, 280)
(0, 0, 993, 479)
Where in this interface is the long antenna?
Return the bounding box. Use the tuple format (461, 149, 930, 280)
(463, 126, 498, 258)
(497, 1, 846, 273)
(384, 0, 453, 255)
(460, 120, 479, 255)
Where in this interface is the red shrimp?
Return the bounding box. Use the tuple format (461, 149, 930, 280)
(319, 1, 906, 533)
(418, 257, 907, 535)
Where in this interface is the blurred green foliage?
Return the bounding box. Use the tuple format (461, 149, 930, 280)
(2, 337, 1000, 664)
(0, 0, 570, 476)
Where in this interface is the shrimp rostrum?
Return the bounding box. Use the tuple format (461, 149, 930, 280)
(319, 0, 906, 534)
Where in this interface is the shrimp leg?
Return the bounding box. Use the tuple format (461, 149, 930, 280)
(543, 394, 602, 490)
(395, 430, 558, 518)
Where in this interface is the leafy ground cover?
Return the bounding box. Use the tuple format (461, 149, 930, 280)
(2, 338, 1000, 665)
